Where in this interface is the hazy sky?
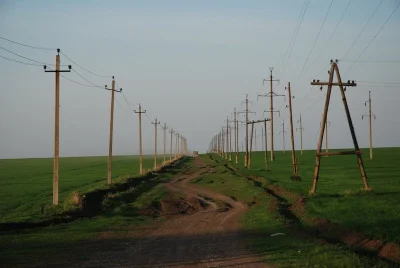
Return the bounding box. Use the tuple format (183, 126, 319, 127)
(0, 0, 399, 158)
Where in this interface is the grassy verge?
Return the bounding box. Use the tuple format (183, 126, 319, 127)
(0, 155, 165, 223)
(195, 154, 390, 267)
(0, 157, 190, 267)
(230, 148, 400, 244)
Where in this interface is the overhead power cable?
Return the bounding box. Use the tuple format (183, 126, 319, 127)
(301, 0, 353, 79)
(71, 69, 102, 88)
(344, 1, 400, 74)
(341, 0, 384, 59)
(45, 66, 102, 88)
(60, 51, 112, 78)
(278, 0, 309, 79)
(0, 46, 68, 66)
(297, 0, 334, 81)
(0, 36, 56, 51)
(0, 54, 43, 66)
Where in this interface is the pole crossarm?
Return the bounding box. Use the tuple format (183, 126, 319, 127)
(311, 81, 357, 87)
(246, 119, 271, 125)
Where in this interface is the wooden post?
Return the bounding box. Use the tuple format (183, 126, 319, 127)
(170, 128, 174, 161)
(226, 117, 229, 160)
(254, 126, 257, 152)
(107, 78, 115, 184)
(44, 49, 71, 205)
(264, 119, 268, 169)
(369, 91, 373, 160)
(310, 61, 370, 194)
(287, 82, 298, 175)
(249, 121, 254, 169)
(151, 118, 160, 169)
(54, 54, 60, 205)
(134, 104, 146, 175)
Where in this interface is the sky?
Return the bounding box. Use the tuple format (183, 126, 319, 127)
(0, 0, 399, 159)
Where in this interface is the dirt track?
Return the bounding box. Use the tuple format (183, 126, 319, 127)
(77, 157, 270, 268)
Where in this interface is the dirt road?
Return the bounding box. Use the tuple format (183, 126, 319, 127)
(77, 157, 270, 268)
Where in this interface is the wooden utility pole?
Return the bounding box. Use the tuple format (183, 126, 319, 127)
(162, 123, 167, 163)
(310, 59, 370, 194)
(254, 126, 257, 152)
(238, 95, 256, 168)
(286, 82, 298, 175)
(105, 77, 122, 185)
(170, 128, 174, 161)
(234, 108, 238, 164)
(247, 119, 270, 169)
(297, 114, 304, 155)
(249, 121, 255, 168)
(362, 91, 375, 160)
(175, 133, 179, 159)
(325, 121, 330, 153)
(264, 119, 268, 169)
(226, 117, 229, 160)
(151, 118, 160, 169)
(259, 67, 283, 161)
(44, 49, 71, 205)
(280, 120, 286, 153)
(134, 104, 146, 175)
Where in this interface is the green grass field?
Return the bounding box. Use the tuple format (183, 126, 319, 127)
(194, 155, 389, 267)
(221, 147, 400, 244)
(0, 155, 165, 222)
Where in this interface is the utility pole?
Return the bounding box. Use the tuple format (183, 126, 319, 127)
(264, 119, 268, 169)
(44, 49, 71, 205)
(175, 133, 179, 159)
(105, 77, 122, 185)
(247, 119, 270, 169)
(321, 120, 331, 154)
(259, 67, 283, 161)
(254, 126, 257, 152)
(170, 128, 174, 161)
(362, 91, 375, 160)
(310, 59, 370, 194)
(297, 114, 304, 155)
(151, 118, 160, 169)
(134, 104, 146, 175)
(286, 82, 298, 175)
(249, 121, 254, 168)
(162, 123, 167, 164)
(226, 117, 229, 160)
(280, 120, 286, 153)
(234, 108, 238, 164)
(238, 94, 256, 168)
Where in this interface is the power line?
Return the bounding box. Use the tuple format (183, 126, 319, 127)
(358, 80, 400, 85)
(45, 66, 102, 88)
(341, 0, 384, 59)
(0, 54, 43, 66)
(0, 45, 67, 66)
(60, 51, 112, 78)
(71, 69, 102, 88)
(297, 0, 334, 81)
(301, 0, 353, 79)
(0, 36, 56, 51)
(344, 1, 400, 74)
(278, 0, 309, 79)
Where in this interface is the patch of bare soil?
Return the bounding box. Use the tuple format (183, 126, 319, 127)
(76, 157, 270, 268)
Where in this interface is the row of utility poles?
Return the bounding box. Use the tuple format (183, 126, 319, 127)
(46, 50, 188, 205)
(209, 60, 376, 194)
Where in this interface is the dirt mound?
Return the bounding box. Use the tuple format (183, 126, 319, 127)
(142, 196, 206, 217)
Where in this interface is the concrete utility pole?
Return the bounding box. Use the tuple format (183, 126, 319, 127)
(105, 77, 122, 185)
(151, 118, 160, 169)
(162, 123, 167, 163)
(362, 91, 375, 160)
(310, 59, 370, 194)
(44, 49, 71, 205)
(134, 104, 146, 175)
(259, 67, 283, 162)
(170, 128, 174, 161)
(286, 82, 298, 175)
(297, 114, 304, 155)
(280, 120, 286, 153)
